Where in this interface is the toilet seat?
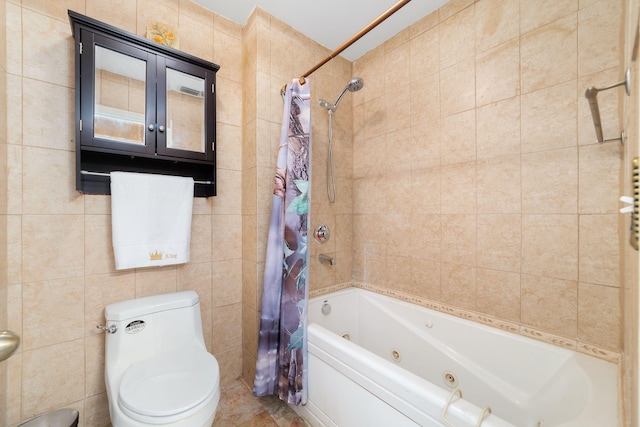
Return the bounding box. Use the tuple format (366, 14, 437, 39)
(118, 348, 219, 424)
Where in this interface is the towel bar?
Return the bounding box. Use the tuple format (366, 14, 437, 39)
(81, 170, 212, 185)
(584, 67, 630, 145)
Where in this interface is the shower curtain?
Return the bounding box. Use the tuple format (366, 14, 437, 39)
(253, 78, 311, 405)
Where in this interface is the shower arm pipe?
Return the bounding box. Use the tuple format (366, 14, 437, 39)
(280, 0, 412, 96)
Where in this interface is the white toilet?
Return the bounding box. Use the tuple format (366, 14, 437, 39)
(103, 291, 220, 426)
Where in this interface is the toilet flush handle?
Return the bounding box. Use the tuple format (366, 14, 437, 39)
(96, 324, 118, 334)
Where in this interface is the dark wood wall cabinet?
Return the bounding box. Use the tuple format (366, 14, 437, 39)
(69, 10, 220, 197)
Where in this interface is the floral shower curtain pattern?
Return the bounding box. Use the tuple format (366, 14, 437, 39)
(253, 79, 311, 405)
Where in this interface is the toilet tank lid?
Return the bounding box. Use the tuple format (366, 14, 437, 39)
(105, 291, 199, 321)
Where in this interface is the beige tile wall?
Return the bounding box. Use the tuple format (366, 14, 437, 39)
(3, 0, 243, 425)
(352, 0, 624, 353)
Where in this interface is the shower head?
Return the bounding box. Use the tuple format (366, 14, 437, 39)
(346, 77, 364, 92)
(319, 77, 364, 112)
(333, 77, 364, 110)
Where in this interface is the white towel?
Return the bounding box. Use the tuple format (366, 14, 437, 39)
(110, 172, 194, 270)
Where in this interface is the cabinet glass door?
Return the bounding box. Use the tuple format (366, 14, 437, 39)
(156, 58, 214, 162)
(94, 45, 147, 145)
(165, 68, 206, 153)
(79, 31, 156, 155)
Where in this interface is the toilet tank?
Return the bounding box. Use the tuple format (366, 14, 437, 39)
(104, 291, 207, 368)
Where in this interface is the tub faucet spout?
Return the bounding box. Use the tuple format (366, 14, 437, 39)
(318, 254, 335, 266)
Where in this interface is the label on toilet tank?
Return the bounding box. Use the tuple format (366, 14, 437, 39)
(125, 320, 146, 334)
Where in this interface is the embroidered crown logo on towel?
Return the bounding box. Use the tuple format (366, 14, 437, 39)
(149, 250, 178, 261)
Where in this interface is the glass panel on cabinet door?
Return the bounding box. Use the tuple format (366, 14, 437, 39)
(165, 67, 206, 153)
(93, 45, 147, 145)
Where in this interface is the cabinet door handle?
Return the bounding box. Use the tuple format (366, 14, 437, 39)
(148, 124, 155, 131)
(158, 125, 165, 133)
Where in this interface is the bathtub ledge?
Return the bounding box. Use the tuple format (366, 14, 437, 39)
(309, 281, 621, 364)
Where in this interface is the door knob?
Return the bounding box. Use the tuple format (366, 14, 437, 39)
(0, 330, 20, 362)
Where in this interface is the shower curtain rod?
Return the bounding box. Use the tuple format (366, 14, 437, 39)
(280, 0, 412, 95)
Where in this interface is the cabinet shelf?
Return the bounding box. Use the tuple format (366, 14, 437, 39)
(79, 150, 216, 197)
(94, 104, 145, 145)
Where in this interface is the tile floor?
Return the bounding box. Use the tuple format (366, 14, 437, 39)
(213, 379, 311, 426)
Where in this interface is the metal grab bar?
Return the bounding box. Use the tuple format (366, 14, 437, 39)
(584, 67, 630, 145)
(441, 387, 462, 427)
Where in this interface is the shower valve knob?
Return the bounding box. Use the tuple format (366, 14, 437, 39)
(314, 225, 330, 243)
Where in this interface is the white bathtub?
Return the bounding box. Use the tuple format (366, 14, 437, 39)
(293, 288, 618, 427)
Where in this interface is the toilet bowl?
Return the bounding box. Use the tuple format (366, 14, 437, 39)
(103, 291, 220, 426)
